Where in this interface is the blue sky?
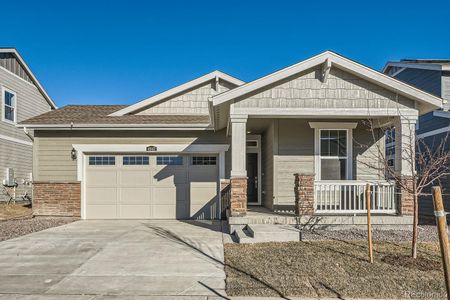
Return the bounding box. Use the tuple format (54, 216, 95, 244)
(2, 0, 450, 107)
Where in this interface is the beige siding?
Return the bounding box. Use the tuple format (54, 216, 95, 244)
(234, 66, 415, 110)
(274, 119, 314, 206)
(0, 65, 52, 199)
(137, 79, 234, 115)
(353, 126, 385, 181)
(442, 72, 450, 110)
(34, 130, 229, 181)
(271, 119, 383, 207)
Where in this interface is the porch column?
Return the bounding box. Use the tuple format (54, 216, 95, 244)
(394, 116, 417, 216)
(230, 115, 248, 217)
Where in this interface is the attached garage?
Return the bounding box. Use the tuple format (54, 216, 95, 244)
(84, 154, 219, 220)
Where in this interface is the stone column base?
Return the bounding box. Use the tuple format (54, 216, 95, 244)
(398, 176, 414, 216)
(294, 173, 315, 215)
(33, 181, 81, 217)
(230, 177, 247, 217)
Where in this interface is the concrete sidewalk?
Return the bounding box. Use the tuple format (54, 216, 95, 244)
(0, 220, 226, 297)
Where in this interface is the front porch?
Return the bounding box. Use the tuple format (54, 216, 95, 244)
(209, 52, 442, 230)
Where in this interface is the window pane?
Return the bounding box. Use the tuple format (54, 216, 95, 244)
(5, 91, 14, 106)
(89, 156, 115, 166)
(156, 156, 183, 165)
(329, 130, 338, 156)
(4, 106, 13, 121)
(321, 158, 346, 180)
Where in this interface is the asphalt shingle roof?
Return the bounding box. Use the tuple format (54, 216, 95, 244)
(20, 105, 211, 126)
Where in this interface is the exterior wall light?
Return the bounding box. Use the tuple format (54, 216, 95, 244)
(71, 148, 77, 160)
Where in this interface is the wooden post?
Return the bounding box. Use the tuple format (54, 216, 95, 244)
(366, 183, 373, 263)
(432, 186, 450, 299)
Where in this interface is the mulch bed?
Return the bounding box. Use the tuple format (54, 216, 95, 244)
(0, 203, 32, 220)
(225, 241, 446, 299)
(0, 216, 78, 242)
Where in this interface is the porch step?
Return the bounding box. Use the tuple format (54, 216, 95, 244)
(234, 224, 301, 243)
(234, 226, 254, 243)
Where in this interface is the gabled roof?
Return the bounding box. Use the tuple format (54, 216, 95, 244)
(211, 51, 443, 111)
(0, 48, 57, 109)
(19, 105, 210, 128)
(110, 70, 244, 116)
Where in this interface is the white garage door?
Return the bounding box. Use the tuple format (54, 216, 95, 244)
(85, 154, 219, 219)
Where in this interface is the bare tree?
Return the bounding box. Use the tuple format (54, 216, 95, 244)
(357, 117, 450, 259)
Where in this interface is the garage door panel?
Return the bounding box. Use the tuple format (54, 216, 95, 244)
(189, 167, 218, 182)
(153, 186, 187, 204)
(119, 205, 152, 219)
(86, 188, 117, 205)
(85, 154, 219, 220)
(119, 170, 151, 187)
(120, 188, 151, 205)
(86, 170, 117, 187)
(153, 169, 187, 185)
(190, 187, 218, 205)
(86, 205, 117, 219)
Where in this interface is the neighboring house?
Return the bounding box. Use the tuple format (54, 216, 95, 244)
(384, 59, 450, 219)
(0, 48, 56, 202)
(19, 51, 441, 232)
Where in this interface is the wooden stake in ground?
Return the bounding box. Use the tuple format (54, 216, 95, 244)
(432, 186, 450, 300)
(366, 183, 373, 263)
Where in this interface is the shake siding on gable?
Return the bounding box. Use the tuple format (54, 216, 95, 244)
(233, 67, 416, 111)
(137, 79, 234, 115)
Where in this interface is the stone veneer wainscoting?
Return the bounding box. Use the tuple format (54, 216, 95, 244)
(33, 182, 81, 217)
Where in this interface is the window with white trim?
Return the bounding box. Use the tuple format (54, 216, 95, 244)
(3, 88, 16, 123)
(319, 129, 348, 180)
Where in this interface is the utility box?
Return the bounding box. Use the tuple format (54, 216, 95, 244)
(2, 168, 15, 187)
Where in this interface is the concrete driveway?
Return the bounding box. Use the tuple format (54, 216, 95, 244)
(0, 220, 226, 298)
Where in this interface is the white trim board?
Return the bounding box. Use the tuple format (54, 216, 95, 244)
(0, 133, 32, 146)
(110, 71, 244, 116)
(417, 126, 450, 139)
(211, 51, 442, 113)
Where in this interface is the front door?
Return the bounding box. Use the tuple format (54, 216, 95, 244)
(246, 153, 258, 204)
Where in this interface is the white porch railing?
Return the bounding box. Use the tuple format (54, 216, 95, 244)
(314, 180, 396, 214)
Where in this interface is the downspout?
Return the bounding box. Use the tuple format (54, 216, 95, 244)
(23, 127, 34, 142)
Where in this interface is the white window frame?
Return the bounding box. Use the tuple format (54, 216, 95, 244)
(309, 122, 357, 181)
(2, 86, 17, 124)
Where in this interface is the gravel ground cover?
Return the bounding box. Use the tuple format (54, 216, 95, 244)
(301, 225, 440, 242)
(225, 240, 445, 299)
(0, 217, 78, 242)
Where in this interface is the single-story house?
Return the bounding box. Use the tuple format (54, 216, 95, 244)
(18, 51, 442, 228)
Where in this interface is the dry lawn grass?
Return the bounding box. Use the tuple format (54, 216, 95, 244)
(225, 241, 446, 299)
(0, 203, 32, 220)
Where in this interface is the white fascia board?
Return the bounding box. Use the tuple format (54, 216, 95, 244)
(17, 123, 213, 130)
(382, 61, 443, 73)
(110, 71, 244, 116)
(211, 51, 443, 111)
(433, 111, 450, 119)
(72, 143, 229, 153)
(309, 122, 358, 129)
(0, 48, 57, 109)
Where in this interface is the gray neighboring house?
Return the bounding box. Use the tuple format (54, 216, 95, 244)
(384, 59, 450, 218)
(0, 48, 56, 201)
(18, 51, 442, 232)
